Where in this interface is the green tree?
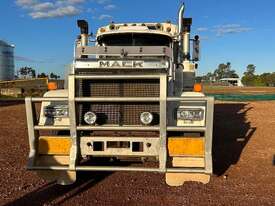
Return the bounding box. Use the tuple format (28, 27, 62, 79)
(49, 72, 60, 80)
(19, 67, 36, 79)
(244, 64, 256, 76)
(241, 64, 267, 86)
(37, 73, 48, 78)
(213, 62, 239, 80)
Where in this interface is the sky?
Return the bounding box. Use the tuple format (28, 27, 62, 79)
(0, 0, 275, 77)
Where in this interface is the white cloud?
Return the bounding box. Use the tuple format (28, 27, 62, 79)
(67, 0, 85, 4)
(213, 24, 252, 36)
(16, 0, 84, 19)
(16, 0, 115, 19)
(199, 36, 209, 40)
(104, 4, 116, 10)
(16, 0, 36, 7)
(197, 27, 208, 32)
(15, 55, 46, 63)
(56, 0, 85, 5)
(93, 0, 110, 4)
(30, 5, 80, 19)
(32, 2, 54, 11)
(98, 14, 112, 20)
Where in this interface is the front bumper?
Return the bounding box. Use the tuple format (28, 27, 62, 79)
(25, 73, 214, 174)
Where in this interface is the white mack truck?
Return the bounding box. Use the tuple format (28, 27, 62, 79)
(25, 3, 214, 186)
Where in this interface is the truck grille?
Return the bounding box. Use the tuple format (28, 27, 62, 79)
(76, 78, 160, 126)
(78, 103, 159, 125)
(77, 79, 160, 97)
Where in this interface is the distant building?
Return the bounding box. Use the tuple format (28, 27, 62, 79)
(0, 40, 15, 81)
(219, 78, 244, 87)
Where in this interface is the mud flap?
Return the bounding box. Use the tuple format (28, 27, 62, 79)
(37, 170, 76, 185)
(165, 156, 210, 186)
(166, 173, 210, 186)
(35, 155, 76, 185)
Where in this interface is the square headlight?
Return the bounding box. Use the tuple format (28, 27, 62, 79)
(177, 108, 204, 121)
(44, 105, 69, 118)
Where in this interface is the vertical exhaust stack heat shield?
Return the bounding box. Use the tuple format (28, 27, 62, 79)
(178, 3, 192, 61)
(182, 18, 192, 61)
(178, 3, 195, 92)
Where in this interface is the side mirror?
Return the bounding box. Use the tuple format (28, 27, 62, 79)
(192, 35, 200, 61)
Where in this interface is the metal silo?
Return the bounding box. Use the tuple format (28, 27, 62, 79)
(0, 40, 15, 81)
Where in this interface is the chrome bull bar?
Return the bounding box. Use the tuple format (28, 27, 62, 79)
(25, 73, 214, 174)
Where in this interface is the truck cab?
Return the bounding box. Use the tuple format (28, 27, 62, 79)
(25, 3, 214, 186)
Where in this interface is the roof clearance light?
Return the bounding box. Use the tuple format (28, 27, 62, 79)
(100, 28, 106, 33)
(109, 24, 115, 30)
(166, 27, 171, 32)
(156, 23, 162, 30)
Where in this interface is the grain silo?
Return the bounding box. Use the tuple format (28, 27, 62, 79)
(0, 40, 15, 81)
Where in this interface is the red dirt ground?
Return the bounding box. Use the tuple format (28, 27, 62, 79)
(0, 101, 275, 206)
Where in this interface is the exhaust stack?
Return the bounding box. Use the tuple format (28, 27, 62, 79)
(77, 20, 89, 46)
(178, 3, 192, 62)
(178, 3, 185, 62)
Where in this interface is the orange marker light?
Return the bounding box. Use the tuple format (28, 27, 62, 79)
(48, 82, 57, 91)
(194, 83, 202, 92)
(100, 28, 106, 33)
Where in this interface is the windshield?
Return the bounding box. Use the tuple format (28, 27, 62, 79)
(98, 33, 171, 47)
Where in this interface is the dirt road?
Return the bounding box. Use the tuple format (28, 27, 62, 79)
(0, 101, 275, 206)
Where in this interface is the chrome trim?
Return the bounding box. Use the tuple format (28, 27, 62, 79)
(77, 126, 160, 131)
(159, 74, 167, 171)
(75, 75, 161, 79)
(27, 165, 206, 173)
(68, 75, 78, 170)
(75, 97, 160, 102)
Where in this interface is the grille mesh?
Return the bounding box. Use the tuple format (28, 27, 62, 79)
(77, 78, 160, 126)
(78, 79, 160, 97)
(78, 103, 159, 125)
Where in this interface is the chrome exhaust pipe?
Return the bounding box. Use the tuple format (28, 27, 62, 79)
(178, 3, 185, 62)
(178, 3, 185, 36)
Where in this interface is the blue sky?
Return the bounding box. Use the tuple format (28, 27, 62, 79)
(0, 0, 275, 77)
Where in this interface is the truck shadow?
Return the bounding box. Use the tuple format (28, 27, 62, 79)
(212, 102, 256, 176)
(4, 159, 130, 206)
(4, 171, 111, 206)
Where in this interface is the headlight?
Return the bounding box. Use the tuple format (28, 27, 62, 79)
(44, 105, 68, 118)
(140, 112, 153, 125)
(84, 111, 97, 125)
(177, 108, 204, 121)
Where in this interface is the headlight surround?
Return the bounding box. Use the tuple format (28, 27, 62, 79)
(44, 105, 69, 118)
(84, 111, 97, 125)
(140, 112, 153, 125)
(177, 108, 204, 121)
